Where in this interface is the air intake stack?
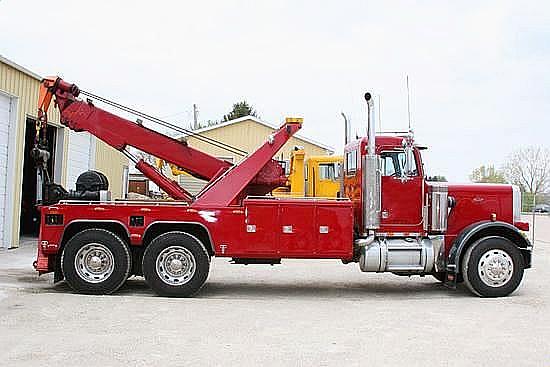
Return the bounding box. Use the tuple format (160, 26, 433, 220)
(362, 93, 381, 234)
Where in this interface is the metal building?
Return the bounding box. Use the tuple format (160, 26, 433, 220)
(0, 55, 129, 248)
(175, 116, 334, 194)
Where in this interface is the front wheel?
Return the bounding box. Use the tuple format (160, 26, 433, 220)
(462, 236, 524, 297)
(142, 231, 210, 297)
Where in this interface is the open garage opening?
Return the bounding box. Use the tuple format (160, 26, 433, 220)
(20, 118, 63, 237)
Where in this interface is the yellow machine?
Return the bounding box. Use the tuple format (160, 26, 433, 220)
(274, 148, 343, 198)
(158, 150, 343, 198)
(156, 159, 189, 176)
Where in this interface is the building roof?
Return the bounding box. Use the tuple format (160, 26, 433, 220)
(0, 54, 42, 81)
(181, 115, 334, 154)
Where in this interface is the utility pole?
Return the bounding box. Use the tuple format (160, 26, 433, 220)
(193, 104, 199, 130)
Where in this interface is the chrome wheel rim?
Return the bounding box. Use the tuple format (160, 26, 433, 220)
(156, 246, 196, 286)
(478, 249, 514, 287)
(74, 243, 115, 283)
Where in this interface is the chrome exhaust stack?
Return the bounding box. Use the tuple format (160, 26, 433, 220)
(362, 93, 381, 234)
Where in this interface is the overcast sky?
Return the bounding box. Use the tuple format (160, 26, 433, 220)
(1, 0, 548, 181)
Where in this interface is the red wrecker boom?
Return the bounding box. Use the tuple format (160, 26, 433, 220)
(36, 77, 292, 203)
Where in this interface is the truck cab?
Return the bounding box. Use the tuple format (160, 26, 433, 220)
(273, 148, 343, 198)
(344, 135, 426, 236)
(343, 129, 532, 296)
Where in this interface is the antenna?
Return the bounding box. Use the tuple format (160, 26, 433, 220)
(406, 75, 412, 130)
(377, 94, 382, 132)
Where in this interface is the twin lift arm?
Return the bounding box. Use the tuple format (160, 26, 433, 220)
(36, 77, 302, 206)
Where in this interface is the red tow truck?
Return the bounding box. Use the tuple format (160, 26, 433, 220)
(33, 77, 532, 297)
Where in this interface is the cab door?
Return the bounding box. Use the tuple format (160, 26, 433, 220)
(311, 161, 340, 198)
(379, 150, 424, 233)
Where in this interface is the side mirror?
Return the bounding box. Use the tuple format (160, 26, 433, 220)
(400, 138, 415, 179)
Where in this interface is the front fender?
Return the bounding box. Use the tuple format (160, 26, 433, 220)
(446, 221, 532, 277)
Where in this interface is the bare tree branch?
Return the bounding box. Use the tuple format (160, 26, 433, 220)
(503, 146, 550, 194)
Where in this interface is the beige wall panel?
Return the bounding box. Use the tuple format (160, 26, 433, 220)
(185, 119, 332, 164)
(94, 139, 128, 199)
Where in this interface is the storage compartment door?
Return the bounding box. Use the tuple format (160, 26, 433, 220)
(316, 205, 354, 259)
(243, 204, 278, 256)
(278, 204, 316, 256)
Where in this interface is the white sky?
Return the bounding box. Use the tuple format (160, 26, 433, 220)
(1, 0, 548, 182)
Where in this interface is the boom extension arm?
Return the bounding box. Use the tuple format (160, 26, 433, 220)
(38, 77, 231, 181)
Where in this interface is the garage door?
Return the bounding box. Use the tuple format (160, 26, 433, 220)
(66, 131, 95, 190)
(0, 93, 13, 247)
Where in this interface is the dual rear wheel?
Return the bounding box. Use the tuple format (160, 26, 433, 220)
(62, 229, 210, 297)
(142, 231, 210, 297)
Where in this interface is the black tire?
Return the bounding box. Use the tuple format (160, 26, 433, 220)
(142, 231, 210, 297)
(61, 228, 131, 295)
(461, 236, 524, 297)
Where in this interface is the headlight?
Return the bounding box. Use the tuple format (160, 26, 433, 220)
(512, 185, 521, 222)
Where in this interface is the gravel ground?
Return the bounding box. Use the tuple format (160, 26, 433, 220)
(0, 215, 549, 366)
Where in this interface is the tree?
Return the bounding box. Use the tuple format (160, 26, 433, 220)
(469, 165, 507, 184)
(222, 101, 259, 122)
(503, 147, 550, 194)
(426, 175, 448, 182)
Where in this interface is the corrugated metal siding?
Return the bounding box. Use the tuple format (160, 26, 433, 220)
(0, 59, 128, 247)
(178, 175, 207, 195)
(0, 61, 62, 248)
(0, 93, 11, 246)
(94, 139, 128, 199)
(66, 130, 94, 190)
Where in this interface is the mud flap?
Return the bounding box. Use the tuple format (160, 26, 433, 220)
(54, 254, 64, 283)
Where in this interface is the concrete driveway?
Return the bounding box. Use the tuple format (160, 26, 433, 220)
(0, 216, 549, 366)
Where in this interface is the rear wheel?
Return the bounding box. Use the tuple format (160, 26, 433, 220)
(462, 236, 524, 297)
(142, 231, 210, 297)
(61, 228, 131, 295)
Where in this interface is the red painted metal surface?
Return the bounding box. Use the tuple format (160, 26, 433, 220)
(34, 198, 354, 273)
(445, 183, 514, 247)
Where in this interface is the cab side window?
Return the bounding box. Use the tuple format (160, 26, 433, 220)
(381, 151, 418, 177)
(319, 163, 336, 180)
(345, 150, 357, 175)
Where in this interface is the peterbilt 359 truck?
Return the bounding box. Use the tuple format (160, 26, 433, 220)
(33, 77, 532, 297)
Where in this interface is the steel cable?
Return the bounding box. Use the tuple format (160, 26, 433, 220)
(79, 90, 248, 157)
